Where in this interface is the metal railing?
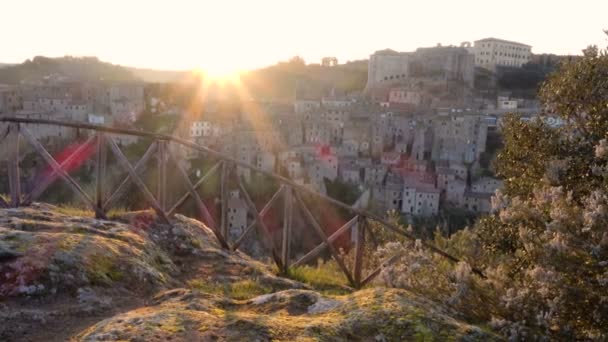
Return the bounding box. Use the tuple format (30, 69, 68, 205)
(0, 116, 481, 288)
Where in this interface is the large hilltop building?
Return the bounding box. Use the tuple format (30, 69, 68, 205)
(365, 45, 475, 92)
(471, 37, 532, 71)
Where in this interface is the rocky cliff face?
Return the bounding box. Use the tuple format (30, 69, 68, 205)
(0, 204, 500, 341)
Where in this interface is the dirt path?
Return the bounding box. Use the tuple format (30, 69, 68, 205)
(1, 291, 146, 342)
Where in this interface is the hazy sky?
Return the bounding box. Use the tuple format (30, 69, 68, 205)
(2, 0, 607, 73)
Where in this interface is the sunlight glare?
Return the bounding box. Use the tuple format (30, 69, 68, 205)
(196, 65, 242, 84)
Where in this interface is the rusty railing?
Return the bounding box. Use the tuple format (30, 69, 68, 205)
(0, 117, 481, 288)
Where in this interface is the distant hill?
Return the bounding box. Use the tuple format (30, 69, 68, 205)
(0, 56, 140, 84)
(128, 67, 188, 83)
(0, 55, 369, 99)
(0, 63, 15, 69)
(240, 58, 368, 100)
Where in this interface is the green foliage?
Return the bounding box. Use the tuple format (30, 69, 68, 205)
(479, 130, 503, 172)
(496, 48, 608, 201)
(497, 63, 553, 96)
(242, 174, 280, 204)
(494, 114, 559, 199)
(473, 37, 608, 339)
(324, 178, 361, 205)
(133, 112, 178, 134)
(287, 260, 349, 294)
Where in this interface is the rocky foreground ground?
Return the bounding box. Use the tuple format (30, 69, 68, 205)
(0, 204, 501, 341)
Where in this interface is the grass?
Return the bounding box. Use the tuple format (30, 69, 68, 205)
(286, 260, 351, 295)
(87, 254, 124, 285)
(55, 205, 127, 219)
(188, 279, 273, 300)
(56, 206, 95, 218)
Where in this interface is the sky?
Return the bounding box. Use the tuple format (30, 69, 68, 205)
(2, 0, 607, 73)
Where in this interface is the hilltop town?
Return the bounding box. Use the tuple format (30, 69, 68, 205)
(0, 37, 569, 237)
(2, 23, 608, 341)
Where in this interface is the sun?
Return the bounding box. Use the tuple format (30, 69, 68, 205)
(195, 65, 242, 84)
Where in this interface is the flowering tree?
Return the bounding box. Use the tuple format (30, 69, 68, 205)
(375, 34, 608, 340)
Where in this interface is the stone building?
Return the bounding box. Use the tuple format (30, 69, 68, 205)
(402, 182, 440, 216)
(432, 115, 487, 164)
(307, 154, 338, 193)
(339, 162, 361, 184)
(472, 37, 532, 71)
(304, 121, 331, 144)
(227, 194, 248, 240)
(294, 100, 320, 114)
(365, 45, 475, 92)
(256, 152, 276, 173)
(94, 83, 144, 121)
(364, 164, 387, 185)
(445, 178, 467, 205)
(436, 167, 458, 191)
(471, 177, 503, 194)
(0, 87, 23, 113)
(384, 173, 404, 211)
(463, 192, 492, 213)
(236, 144, 255, 182)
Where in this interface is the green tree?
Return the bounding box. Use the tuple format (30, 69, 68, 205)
(494, 114, 559, 199)
(474, 33, 608, 339)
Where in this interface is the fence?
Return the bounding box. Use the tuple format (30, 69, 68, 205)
(0, 117, 481, 288)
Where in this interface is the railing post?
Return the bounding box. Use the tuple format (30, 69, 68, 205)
(354, 215, 366, 288)
(8, 123, 21, 207)
(95, 132, 106, 218)
(157, 140, 167, 211)
(281, 186, 292, 274)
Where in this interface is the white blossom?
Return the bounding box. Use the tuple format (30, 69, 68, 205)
(595, 139, 608, 159)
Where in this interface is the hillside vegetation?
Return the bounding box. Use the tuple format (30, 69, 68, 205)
(0, 56, 139, 84)
(240, 57, 368, 100)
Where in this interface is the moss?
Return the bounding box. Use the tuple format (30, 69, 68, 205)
(12, 238, 35, 253)
(230, 280, 272, 300)
(190, 238, 202, 249)
(57, 235, 81, 251)
(106, 207, 127, 219)
(1, 234, 19, 241)
(55, 206, 95, 218)
(188, 279, 272, 300)
(413, 322, 434, 341)
(287, 261, 350, 295)
(87, 254, 123, 285)
(159, 315, 186, 333)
